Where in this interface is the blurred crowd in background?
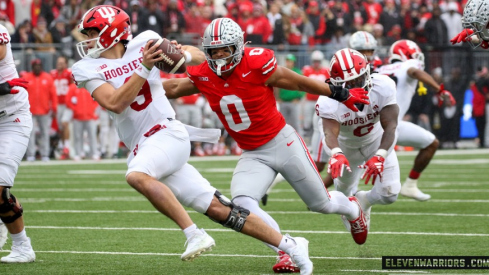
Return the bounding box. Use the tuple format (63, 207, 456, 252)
(0, 0, 488, 161)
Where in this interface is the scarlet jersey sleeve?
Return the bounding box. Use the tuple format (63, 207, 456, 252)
(246, 48, 277, 72)
(243, 47, 277, 83)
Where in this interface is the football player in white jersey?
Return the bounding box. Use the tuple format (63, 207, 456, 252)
(71, 5, 313, 269)
(318, 48, 400, 231)
(314, 31, 387, 193)
(377, 40, 456, 201)
(450, 0, 489, 49)
(0, 24, 36, 262)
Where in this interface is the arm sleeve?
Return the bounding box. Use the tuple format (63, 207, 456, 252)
(85, 79, 106, 95)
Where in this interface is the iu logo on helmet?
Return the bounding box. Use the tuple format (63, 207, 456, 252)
(98, 7, 116, 22)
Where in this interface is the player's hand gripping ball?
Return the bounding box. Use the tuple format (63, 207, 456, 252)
(148, 38, 186, 74)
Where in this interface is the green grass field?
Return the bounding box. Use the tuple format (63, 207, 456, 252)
(1, 149, 488, 274)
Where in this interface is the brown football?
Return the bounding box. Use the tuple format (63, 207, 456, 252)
(148, 38, 186, 74)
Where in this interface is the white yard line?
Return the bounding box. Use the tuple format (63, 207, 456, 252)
(341, 270, 429, 273)
(265, 198, 489, 203)
(16, 148, 489, 166)
(0, 249, 381, 260)
(28, 209, 489, 218)
(24, 226, 489, 237)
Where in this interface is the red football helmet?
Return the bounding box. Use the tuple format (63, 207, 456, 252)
(388, 39, 424, 67)
(329, 48, 372, 93)
(76, 5, 132, 58)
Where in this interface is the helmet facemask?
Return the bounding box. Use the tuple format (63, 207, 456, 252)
(76, 5, 131, 59)
(463, 21, 489, 48)
(204, 44, 243, 76)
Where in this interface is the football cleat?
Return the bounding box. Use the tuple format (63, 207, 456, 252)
(60, 147, 70, 160)
(1, 237, 35, 263)
(284, 236, 313, 275)
(181, 229, 215, 261)
(0, 223, 7, 250)
(273, 250, 299, 273)
(400, 179, 431, 201)
(347, 196, 368, 245)
(354, 191, 371, 230)
(194, 146, 206, 157)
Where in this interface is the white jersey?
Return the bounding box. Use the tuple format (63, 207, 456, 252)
(0, 24, 29, 117)
(72, 31, 176, 150)
(316, 74, 397, 147)
(376, 59, 424, 118)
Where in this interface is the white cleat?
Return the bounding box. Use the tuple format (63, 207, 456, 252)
(181, 229, 215, 261)
(0, 223, 7, 250)
(400, 184, 431, 201)
(284, 235, 313, 275)
(1, 237, 35, 263)
(354, 191, 371, 230)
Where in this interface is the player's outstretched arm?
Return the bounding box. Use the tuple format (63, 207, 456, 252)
(169, 40, 205, 66)
(407, 68, 456, 106)
(163, 78, 201, 99)
(407, 67, 441, 91)
(181, 45, 206, 66)
(267, 66, 369, 111)
(91, 39, 165, 114)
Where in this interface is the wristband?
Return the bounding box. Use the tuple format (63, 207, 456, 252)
(331, 147, 343, 155)
(375, 149, 387, 158)
(135, 64, 151, 79)
(184, 51, 192, 64)
(141, 63, 152, 71)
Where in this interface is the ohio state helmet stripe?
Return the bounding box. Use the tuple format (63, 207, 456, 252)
(212, 18, 222, 41)
(363, 32, 369, 44)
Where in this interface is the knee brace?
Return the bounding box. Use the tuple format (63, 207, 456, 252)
(0, 188, 23, 223)
(207, 191, 250, 232)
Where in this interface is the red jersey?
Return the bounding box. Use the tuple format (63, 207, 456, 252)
(65, 83, 99, 121)
(187, 47, 285, 150)
(50, 68, 73, 104)
(23, 71, 57, 115)
(302, 66, 330, 101)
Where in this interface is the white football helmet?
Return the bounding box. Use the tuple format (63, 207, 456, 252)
(311, 50, 324, 61)
(202, 18, 245, 76)
(329, 48, 372, 93)
(462, 0, 489, 48)
(349, 31, 377, 61)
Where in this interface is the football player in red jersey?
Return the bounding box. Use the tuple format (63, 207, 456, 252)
(50, 55, 73, 159)
(164, 17, 370, 273)
(71, 5, 314, 272)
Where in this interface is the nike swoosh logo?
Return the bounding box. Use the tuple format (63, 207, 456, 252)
(242, 71, 251, 77)
(287, 141, 294, 146)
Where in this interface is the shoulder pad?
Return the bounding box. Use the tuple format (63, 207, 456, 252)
(71, 59, 105, 88)
(371, 74, 397, 97)
(245, 47, 277, 75)
(316, 95, 340, 118)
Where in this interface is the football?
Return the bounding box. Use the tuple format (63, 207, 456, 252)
(148, 38, 186, 74)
